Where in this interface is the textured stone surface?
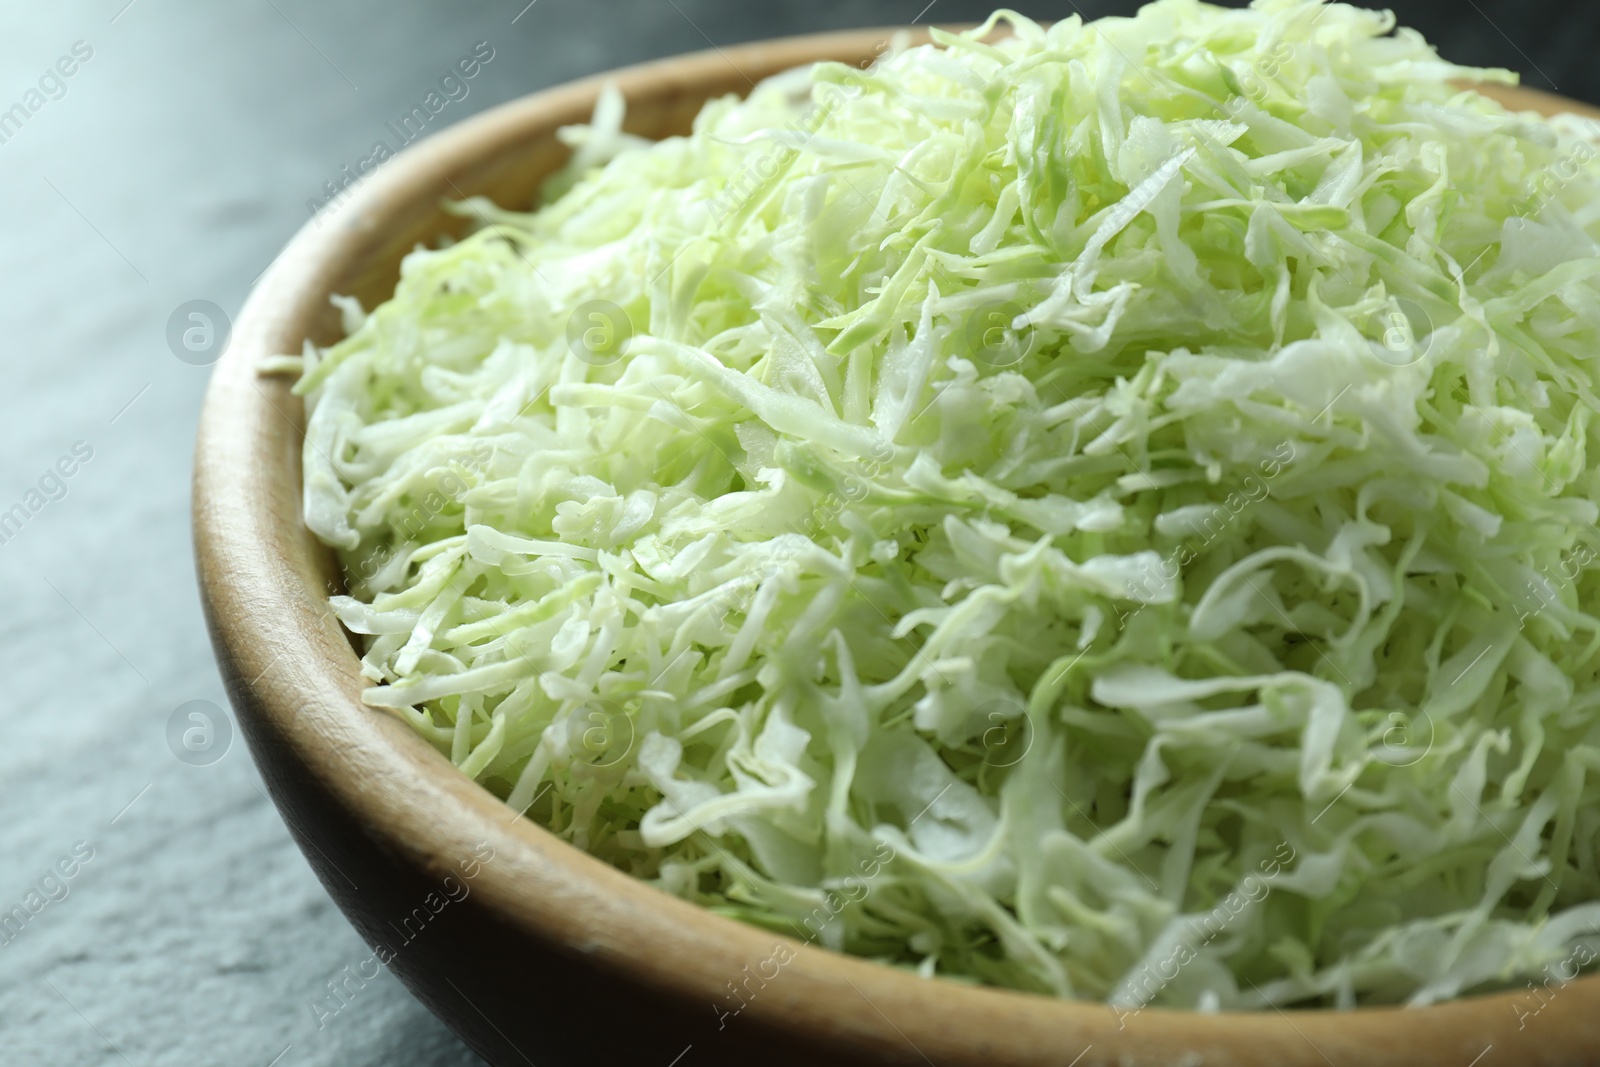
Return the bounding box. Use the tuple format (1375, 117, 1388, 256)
(0, 1, 1590, 1064)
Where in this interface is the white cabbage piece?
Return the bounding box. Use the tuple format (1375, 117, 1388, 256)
(292, 0, 1600, 1008)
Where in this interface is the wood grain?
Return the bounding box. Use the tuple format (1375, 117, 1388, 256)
(193, 28, 1600, 1067)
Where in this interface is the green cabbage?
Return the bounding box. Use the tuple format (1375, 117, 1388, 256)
(291, 0, 1600, 1009)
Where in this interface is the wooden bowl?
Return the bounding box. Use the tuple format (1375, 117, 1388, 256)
(193, 27, 1600, 1067)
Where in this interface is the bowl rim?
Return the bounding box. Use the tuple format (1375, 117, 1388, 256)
(193, 25, 1600, 1066)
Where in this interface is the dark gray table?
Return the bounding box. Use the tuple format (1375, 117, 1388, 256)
(1, 1, 1592, 1064)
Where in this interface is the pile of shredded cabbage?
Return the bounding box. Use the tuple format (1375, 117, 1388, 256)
(289, 0, 1600, 1009)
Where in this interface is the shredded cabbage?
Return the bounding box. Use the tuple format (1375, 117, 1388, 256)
(292, 0, 1600, 1009)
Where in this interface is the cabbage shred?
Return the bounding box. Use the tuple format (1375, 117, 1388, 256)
(295, 0, 1600, 1008)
